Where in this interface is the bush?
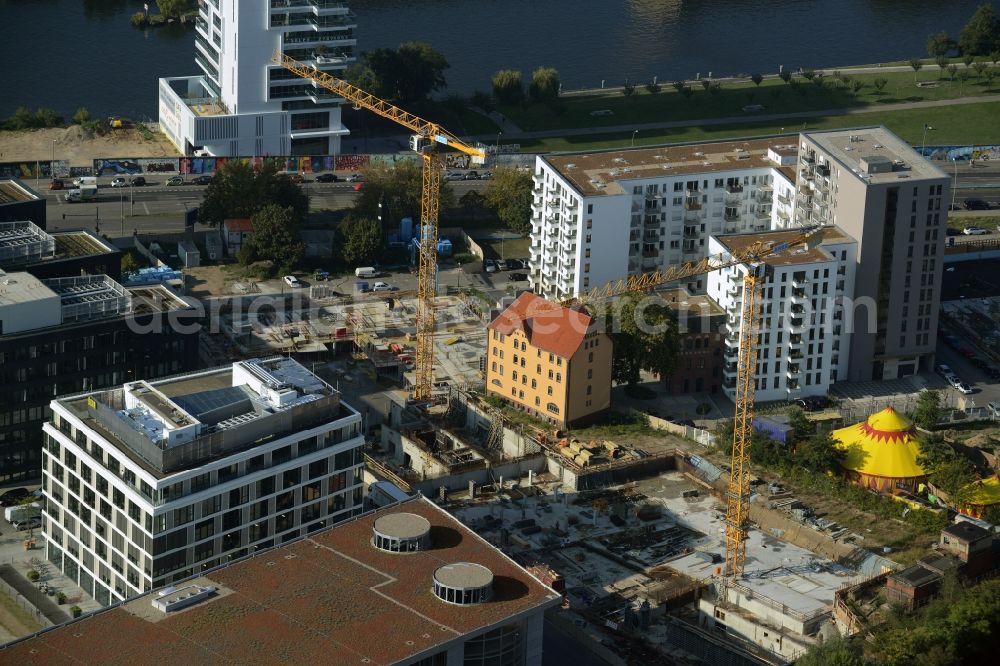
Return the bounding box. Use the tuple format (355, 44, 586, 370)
(26, 570, 40, 582)
(645, 81, 662, 94)
(72, 107, 91, 125)
(130, 12, 149, 27)
(57, 591, 67, 605)
(70, 605, 82, 618)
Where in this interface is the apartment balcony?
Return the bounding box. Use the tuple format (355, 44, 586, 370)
(724, 212, 741, 223)
(546, 195, 560, 206)
(790, 288, 807, 304)
(786, 381, 802, 393)
(565, 212, 579, 224)
(788, 349, 803, 361)
(786, 365, 801, 379)
(788, 335, 803, 348)
(642, 248, 659, 258)
(684, 199, 703, 211)
(724, 363, 738, 380)
(683, 226, 699, 238)
(726, 183, 744, 194)
(727, 282, 741, 297)
(777, 194, 791, 206)
(800, 153, 816, 166)
(788, 317, 806, 333)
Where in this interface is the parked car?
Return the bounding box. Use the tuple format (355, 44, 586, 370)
(345, 173, 363, 182)
(936, 364, 954, 377)
(315, 173, 338, 183)
(484, 259, 497, 274)
(192, 175, 213, 185)
(508, 272, 528, 282)
(313, 270, 330, 281)
(794, 395, 828, 412)
(48, 178, 64, 190)
(283, 275, 302, 288)
(0, 487, 30, 507)
(110, 176, 128, 188)
(129, 176, 146, 186)
(13, 516, 41, 531)
(166, 176, 184, 186)
(960, 348, 977, 360)
(956, 382, 974, 395)
(948, 375, 964, 389)
(463, 170, 480, 180)
(444, 171, 463, 181)
(479, 170, 492, 180)
(964, 198, 990, 211)
(372, 281, 393, 292)
(504, 259, 523, 270)
(283, 173, 304, 184)
(963, 226, 990, 235)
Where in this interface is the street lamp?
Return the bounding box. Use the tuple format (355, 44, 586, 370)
(951, 157, 959, 211)
(51, 140, 56, 179)
(631, 130, 638, 148)
(921, 124, 933, 157)
(495, 130, 502, 155)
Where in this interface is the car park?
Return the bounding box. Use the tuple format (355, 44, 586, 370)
(372, 281, 393, 292)
(166, 176, 184, 186)
(956, 382, 974, 395)
(192, 175, 213, 185)
(111, 176, 128, 188)
(484, 259, 497, 273)
(0, 487, 30, 506)
(963, 226, 990, 235)
(283, 275, 302, 288)
(48, 178, 64, 190)
(508, 272, 528, 282)
(129, 176, 146, 186)
(315, 173, 338, 183)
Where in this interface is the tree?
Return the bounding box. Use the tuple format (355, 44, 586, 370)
(786, 406, 813, 442)
(671, 80, 685, 93)
(801, 69, 816, 81)
(916, 433, 953, 472)
(351, 160, 444, 225)
(700, 79, 711, 91)
(812, 72, 826, 87)
(935, 55, 949, 71)
(156, 0, 190, 20)
(622, 81, 636, 97)
(337, 215, 383, 265)
(470, 90, 495, 113)
(992, 50, 1000, 65)
(913, 390, 942, 430)
(779, 71, 792, 84)
(873, 77, 889, 94)
(851, 79, 865, 93)
(797, 637, 867, 666)
(200, 160, 308, 226)
(947, 63, 959, 80)
(986, 68, 997, 88)
(120, 251, 141, 275)
(751, 73, 763, 87)
(483, 166, 533, 236)
(959, 3, 1000, 56)
(795, 432, 845, 473)
(963, 53, 976, 68)
(957, 68, 971, 94)
(528, 67, 560, 104)
(239, 204, 304, 275)
(646, 81, 662, 94)
(491, 70, 524, 105)
(927, 30, 956, 57)
(72, 107, 91, 125)
(362, 42, 448, 103)
(909, 57, 924, 81)
(930, 457, 977, 503)
(608, 294, 679, 386)
(973, 60, 988, 79)
(34, 108, 62, 127)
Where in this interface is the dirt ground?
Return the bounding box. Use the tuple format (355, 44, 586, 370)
(0, 124, 178, 166)
(0, 592, 43, 644)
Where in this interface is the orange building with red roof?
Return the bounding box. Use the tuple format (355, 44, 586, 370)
(486, 292, 612, 426)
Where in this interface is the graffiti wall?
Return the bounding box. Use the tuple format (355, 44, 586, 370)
(917, 145, 1000, 161)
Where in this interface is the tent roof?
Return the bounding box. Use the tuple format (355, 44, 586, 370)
(962, 476, 1000, 507)
(833, 407, 926, 480)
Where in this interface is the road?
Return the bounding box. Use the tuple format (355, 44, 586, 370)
(43, 177, 489, 237)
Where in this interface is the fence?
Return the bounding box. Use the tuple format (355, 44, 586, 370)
(0, 576, 53, 630)
(645, 412, 718, 447)
(440, 226, 484, 260)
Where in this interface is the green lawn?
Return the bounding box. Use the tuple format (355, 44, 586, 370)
(478, 237, 530, 260)
(948, 214, 1000, 232)
(516, 100, 1000, 153)
(499, 68, 999, 132)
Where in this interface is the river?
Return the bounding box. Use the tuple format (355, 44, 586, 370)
(0, 0, 987, 119)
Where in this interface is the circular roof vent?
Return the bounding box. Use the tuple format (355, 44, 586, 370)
(372, 513, 431, 553)
(433, 562, 493, 605)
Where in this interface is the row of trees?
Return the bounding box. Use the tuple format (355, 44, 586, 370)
(927, 4, 1000, 57)
(490, 67, 561, 106)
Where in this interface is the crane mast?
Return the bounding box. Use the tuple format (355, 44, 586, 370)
(272, 51, 485, 400)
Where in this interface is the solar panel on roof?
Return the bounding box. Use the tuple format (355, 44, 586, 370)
(173, 386, 253, 420)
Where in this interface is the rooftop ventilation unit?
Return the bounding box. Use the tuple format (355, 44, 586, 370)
(151, 584, 216, 613)
(372, 512, 432, 553)
(433, 562, 494, 605)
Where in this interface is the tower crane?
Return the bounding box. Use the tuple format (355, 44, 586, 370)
(566, 226, 822, 578)
(273, 51, 487, 401)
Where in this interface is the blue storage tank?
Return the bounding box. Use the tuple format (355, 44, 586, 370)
(399, 217, 413, 241)
(437, 239, 452, 256)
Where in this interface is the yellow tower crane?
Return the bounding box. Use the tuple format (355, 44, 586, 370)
(273, 51, 487, 401)
(566, 226, 821, 578)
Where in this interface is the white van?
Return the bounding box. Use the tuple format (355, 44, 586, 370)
(73, 176, 97, 188)
(355, 267, 377, 279)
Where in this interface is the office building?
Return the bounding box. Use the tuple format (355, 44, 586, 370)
(0, 268, 198, 484)
(0, 221, 120, 281)
(797, 128, 949, 381)
(486, 292, 612, 426)
(659, 287, 726, 395)
(7, 496, 561, 665)
(41, 358, 366, 605)
(158, 0, 354, 156)
(0, 179, 46, 229)
(528, 138, 800, 300)
(706, 227, 857, 402)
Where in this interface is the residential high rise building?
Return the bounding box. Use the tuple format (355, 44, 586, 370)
(1, 228, 198, 484)
(658, 287, 727, 396)
(158, 0, 355, 156)
(486, 292, 612, 426)
(797, 129, 949, 381)
(41, 357, 366, 605)
(528, 138, 800, 300)
(706, 227, 857, 402)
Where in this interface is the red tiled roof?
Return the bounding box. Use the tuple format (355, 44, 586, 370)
(223, 218, 253, 232)
(488, 292, 592, 359)
(1, 497, 560, 666)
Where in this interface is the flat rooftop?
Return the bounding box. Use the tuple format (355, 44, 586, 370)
(0, 221, 53, 265)
(803, 127, 947, 183)
(52, 230, 117, 259)
(0, 179, 40, 204)
(542, 135, 801, 196)
(713, 226, 855, 268)
(1, 497, 560, 665)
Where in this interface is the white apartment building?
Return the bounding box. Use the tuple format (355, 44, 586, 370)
(707, 227, 857, 402)
(158, 0, 354, 156)
(795, 128, 950, 381)
(41, 357, 365, 606)
(529, 138, 801, 300)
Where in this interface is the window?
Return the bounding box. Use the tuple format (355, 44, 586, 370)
(546, 403, 560, 415)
